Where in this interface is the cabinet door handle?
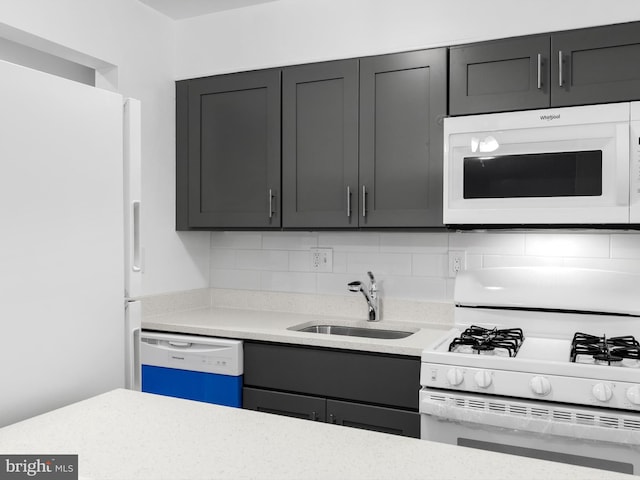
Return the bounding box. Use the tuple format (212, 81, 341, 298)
(329, 413, 336, 424)
(362, 185, 367, 218)
(536, 53, 542, 89)
(311, 411, 318, 421)
(268, 189, 275, 219)
(346, 186, 351, 217)
(558, 50, 564, 87)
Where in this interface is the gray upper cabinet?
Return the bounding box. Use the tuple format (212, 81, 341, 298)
(449, 35, 551, 115)
(551, 22, 640, 107)
(282, 51, 446, 229)
(175, 20, 640, 231)
(176, 69, 281, 229)
(359, 49, 447, 227)
(282, 60, 359, 229)
(450, 21, 640, 115)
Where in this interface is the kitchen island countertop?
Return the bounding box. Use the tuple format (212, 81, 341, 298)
(143, 305, 451, 356)
(0, 389, 631, 480)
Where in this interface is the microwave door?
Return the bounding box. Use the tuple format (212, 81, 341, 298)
(463, 151, 603, 200)
(444, 112, 630, 225)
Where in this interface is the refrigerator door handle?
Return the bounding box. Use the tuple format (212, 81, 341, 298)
(132, 201, 141, 273)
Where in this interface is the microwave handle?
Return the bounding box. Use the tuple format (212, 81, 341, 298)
(630, 121, 640, 222)
(616, 123, 630, 206)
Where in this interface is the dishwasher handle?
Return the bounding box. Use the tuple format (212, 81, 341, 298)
(155, 341, 232, 354)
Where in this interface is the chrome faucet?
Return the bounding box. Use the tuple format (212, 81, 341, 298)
(348, 271, 380, 322)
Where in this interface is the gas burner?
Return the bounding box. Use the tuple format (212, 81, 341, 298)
(448, 325, 524, 357)
(570, 332, 640, 366)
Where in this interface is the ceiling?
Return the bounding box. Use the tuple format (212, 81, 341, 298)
(138, 0, 277, 19)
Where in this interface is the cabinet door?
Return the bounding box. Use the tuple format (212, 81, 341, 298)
(243, 387, 326, 422)
(176, 69, 281, 229)
(449, 35, 550, 115)
(282, 60, 359, 228)
(359, 49, 446, 227)
(244, 342, 420, 410)
(551, 22, 640, 106)
(327, 399, 420, 438)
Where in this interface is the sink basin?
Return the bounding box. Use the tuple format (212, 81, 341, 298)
(293, 324, 416, 340)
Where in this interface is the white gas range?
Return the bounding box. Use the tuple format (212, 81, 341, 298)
(420, 267, 640, 476)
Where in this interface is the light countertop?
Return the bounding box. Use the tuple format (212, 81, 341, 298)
(142, 306, 451, 356)
(0, 389, 630, 480)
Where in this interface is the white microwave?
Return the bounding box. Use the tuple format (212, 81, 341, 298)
(443, 102, 640, 226)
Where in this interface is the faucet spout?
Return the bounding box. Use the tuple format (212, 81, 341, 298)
(348, 272, 380, 321)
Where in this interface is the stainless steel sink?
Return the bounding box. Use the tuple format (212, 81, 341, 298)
(294, 324, 415, 339)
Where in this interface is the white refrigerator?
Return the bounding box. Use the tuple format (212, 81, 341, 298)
(0, 59, 142, 427)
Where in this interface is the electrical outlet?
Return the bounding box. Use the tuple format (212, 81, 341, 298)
(310, 247, 333, 272)
(448, 250, 467, 277)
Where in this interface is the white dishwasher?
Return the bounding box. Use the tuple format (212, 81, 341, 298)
(140, 331, 243, 407)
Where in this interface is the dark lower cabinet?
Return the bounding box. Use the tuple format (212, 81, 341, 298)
(242, 342, 420, 438)
(243, 387, 420, 438)
(327, 399, 419, 438)
(244, 387, 326, 422)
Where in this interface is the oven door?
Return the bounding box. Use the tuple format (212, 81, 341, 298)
(443, 102, 630, 225)
(420, 388, 640, 476)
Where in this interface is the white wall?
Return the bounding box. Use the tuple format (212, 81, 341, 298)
(209, 231, 640, 303)
(0, 0, 211, 295)
(175, 0, 640, 79)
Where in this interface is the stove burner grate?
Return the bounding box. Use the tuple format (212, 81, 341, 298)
(570, 332, 640, 365)
(449, 325, 524, 357)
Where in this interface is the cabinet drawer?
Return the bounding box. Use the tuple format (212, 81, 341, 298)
(244, 342, 420, 410)
(327, 399, 420, 438)
(243, 387, 325, 421)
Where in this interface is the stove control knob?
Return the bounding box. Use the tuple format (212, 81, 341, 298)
(474, 370, 492, 389)
(592, 383, 613, 402)
(446, 368, 464, 386)
(530, 376, 551, 396)
(626, 386, 640, 405)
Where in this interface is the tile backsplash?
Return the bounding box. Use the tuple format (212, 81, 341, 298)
(209, 231, 640, 303)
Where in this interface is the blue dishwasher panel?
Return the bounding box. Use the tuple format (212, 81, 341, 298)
(140, 332, 243, 408)
(142, 365, 242, 407)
